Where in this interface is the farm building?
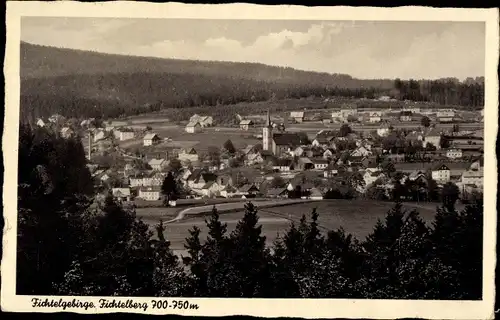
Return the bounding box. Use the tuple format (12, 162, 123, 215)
(114, 129, 135, 141)
(112, 188, 132, 202)
(290, 111, 305, 123)
(148, 158, 168, 171)
(143, 133, 161, 146)
(190, 114, 213, 127)
(239, 119, 254, 130)
(185, 121, 202, 133)
(178, 148, 199, 163)
(138, 186, 162, 201)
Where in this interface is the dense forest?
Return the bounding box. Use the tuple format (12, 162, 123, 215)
(17, 125, 483, 299)
(20, 42, 484, 123)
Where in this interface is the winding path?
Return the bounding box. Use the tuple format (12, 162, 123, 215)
(164, 199, 315, 224)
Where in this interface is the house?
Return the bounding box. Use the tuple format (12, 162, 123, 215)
(239, 184, 260, 197)
(323, 163, 339, 178)
(266, 188, 288, 199)
(272, 133, 304, 157)
(437, 110, 455, 118)
(408, 170, 428, 184)
(112, 188, 132, 202)
(239, 119, 254, 131)
(138, 186, 162, 201)
(36, 118, 45, 127)
(148, 158, 168, 171)
(460, 164, 483, 190)
(143, 133, 161, 146)
(312, 136, 334, 148)
(48, 114, 64, 124)
(129, 172, 165, 188)
(297, 157, 314, 170)
(364, 171, 386, 187)
(331, 110, 342, 121)
(93, 130, 106, 142)
(216, 174, 234, 187)
(438, 117, 454, 123)
(290, 111, 305, 123)
(377, 122, 392, 137)
(180, 168, 193, 183)
(220, 185, 238, 198)
(189, 115, 213, 127)
(423, 129, 442, 150)
(368, 111, 382, 123)
(399, 111, 413, 122)
(323, 149, 335, 160)
(351, 146, 372, 157)
(185, 121, 202, 133)
(60, 127, 74, 139)
(201, 181, 222, 197)
(178, 148, 199, 163)
(386, 153, 405, 163)
(187, 170, 217, 190)
(272, 159, 294, 172)
(431, 164, 451, 183)
(311, 158, 329, 170)
(307, 188, 323, 200)
(446, 149, 463, 159)
(114, 129, 135, 141)
(100, 173, 110, 183)
(340, 108, 357, 121)
(403, 107, 421, 114)
(322, 119, 332, 124)
(245, 152, 264, 166)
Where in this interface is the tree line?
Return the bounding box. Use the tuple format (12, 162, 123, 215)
(18, 125, 482, 299)
(394, 78, 484, 107)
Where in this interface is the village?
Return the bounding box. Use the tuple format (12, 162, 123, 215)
(34, 102, 484, 208)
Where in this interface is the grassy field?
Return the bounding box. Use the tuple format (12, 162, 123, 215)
(139, 199, 455, 252)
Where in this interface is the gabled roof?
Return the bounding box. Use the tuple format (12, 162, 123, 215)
(290, 111, 305, 118)
(144, 133, 159, 140)
(202, 181, 216, 189)
(239, 184, 259, 192)
(186, 121, 201, 127)
(240, 119, 253, 125)
(433, 164, 450, 171)
(311, 158, 329, 165)
(273, 158, 294, 167)
(273, 133, 303, 146)
(148, 158, 166, 166)
(267, 188, 287, 196)
(112, 188, 131, 197)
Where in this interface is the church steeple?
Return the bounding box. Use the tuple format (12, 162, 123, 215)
(265, 109, 271, 127)
(262, 109, 273, 152)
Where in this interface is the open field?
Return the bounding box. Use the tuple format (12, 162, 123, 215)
(137, 199, 461, 254)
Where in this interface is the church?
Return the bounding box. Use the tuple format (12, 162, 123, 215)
(262, 110, 307, 157)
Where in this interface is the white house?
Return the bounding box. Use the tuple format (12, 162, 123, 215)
(239, 119, 254, 131)
(112, 188, 132, 202)
(36, 119, 45, 127)
(431, 164, 451, 183)
(351, 146, 372, 157)
(368, 111, 382, 123)
(93, 130, 106, 142)
(201, 181, 222, 197)
(323, 164, 339, 178)
(272, 159, 294, 172)
(143, 133, 161, 146)
(423, 129, 442, 150)
(138, 186, 162, 201)
(331, 110, 342, 121)
(377, 123, 391, 137)
(311, 158, 329, 170)
(185, 121, 202, 133)
(148, 158, 168, 171)
(114, 130, 135, 141)
(178, 148, 199, 162)
(363, 171, 386, 188)
(446, 149, 463, 159)
(290, 111, 305, 123)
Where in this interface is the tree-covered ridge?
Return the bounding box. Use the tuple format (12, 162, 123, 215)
(17, 125, 483, 299)
(20, 42, 484, 122)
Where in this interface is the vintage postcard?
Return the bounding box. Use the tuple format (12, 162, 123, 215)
(2, 2, 499, 319)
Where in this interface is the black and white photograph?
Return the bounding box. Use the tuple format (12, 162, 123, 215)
(2, 2, 498, 319)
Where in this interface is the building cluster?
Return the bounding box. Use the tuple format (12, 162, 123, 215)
(86, 108, 483, 205)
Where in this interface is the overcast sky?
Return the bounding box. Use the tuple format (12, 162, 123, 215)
(21, 17, 485, 80)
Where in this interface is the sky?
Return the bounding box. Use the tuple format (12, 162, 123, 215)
(21, 17, 485, 80)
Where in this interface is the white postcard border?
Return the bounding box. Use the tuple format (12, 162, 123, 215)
(2, 2, 499, 319)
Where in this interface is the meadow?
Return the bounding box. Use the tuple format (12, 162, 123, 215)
(139, 199, 452, 253)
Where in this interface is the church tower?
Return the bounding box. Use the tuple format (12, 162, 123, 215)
(262, 110, 273, 151)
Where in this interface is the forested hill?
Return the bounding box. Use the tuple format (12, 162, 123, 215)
(20, 42, 484, 122)
(21, 42, 393, 88)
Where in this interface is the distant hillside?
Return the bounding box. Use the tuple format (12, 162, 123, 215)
(20, 42, 484, 123)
